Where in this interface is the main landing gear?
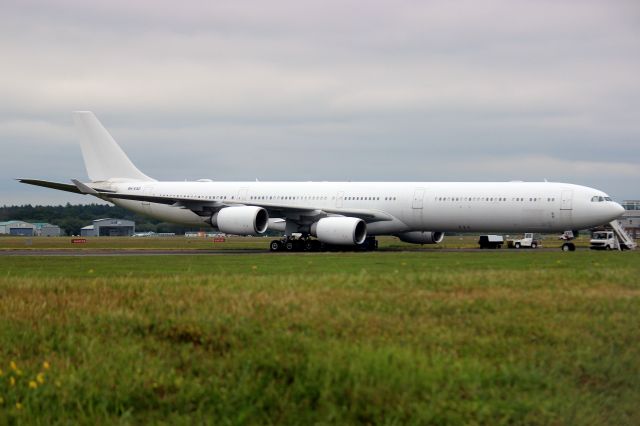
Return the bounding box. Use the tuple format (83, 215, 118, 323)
(269, 236, 379, 252)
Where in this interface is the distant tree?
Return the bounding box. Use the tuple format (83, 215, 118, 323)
(0, 204, 200, 235)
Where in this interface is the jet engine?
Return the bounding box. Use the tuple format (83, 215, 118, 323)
(311, 217, 367, 245)
(211, 206, 269, 235)
(397, 231, 444, 244)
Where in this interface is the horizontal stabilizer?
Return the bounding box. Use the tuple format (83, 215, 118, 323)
(17, 179, 82, 194)
(17, 178, 115, 195)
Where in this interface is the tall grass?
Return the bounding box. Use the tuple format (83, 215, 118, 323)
(1, 251, 639, 424)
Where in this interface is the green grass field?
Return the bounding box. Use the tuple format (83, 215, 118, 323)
(1, 245, 639, 424)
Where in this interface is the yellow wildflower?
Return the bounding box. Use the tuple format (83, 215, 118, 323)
(0, 396, 4, 404)
(29, 381, 37, 389)
(37, 373, 45, 384)
(43, 361, 50, 370)
(15, 402, 23, 410)
(10, 377, 15, 386)
(0, 368, 3, 376)
(10, 361, 17, 371)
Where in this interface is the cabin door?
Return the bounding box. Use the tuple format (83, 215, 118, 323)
(560, 190, 573, 229)
(561, 190, 573, 210)
(238, 187, 248, 202)
(336, 191, 344, 208)
(412, 188, 425, 209)
(411, 187, 425, 228)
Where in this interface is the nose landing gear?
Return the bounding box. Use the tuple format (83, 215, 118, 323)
(559, 230, 577, 252)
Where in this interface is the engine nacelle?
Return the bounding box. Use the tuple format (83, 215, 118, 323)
(211, 206, 269, 236)
(311, 217, 367, 245)
(397, 231, 444, 245)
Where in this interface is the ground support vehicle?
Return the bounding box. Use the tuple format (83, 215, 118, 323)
(590, 227, 636, 251)
(478, 235, 504, 249)
(507, 233, 541, 249)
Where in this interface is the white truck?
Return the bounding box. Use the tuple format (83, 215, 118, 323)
(590, 231, 617, 250)
(589, 230, 635, 250)
(507, 233, 541, 249)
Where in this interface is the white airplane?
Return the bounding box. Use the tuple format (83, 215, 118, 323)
(19, 111, 624, 251)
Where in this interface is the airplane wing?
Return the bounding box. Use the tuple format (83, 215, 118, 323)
(17, 179, 115, 195)
(18, 179, 394, 224)
(98, 191, 394, 223)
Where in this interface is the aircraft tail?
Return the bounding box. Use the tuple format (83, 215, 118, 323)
(72, 111, 155, 182)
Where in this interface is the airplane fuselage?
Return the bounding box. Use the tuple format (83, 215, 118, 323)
(105, 180, 622, 234)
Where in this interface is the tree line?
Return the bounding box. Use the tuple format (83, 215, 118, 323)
(0, 204, 201, 236)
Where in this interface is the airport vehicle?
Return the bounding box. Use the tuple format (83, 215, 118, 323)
(507, 233, 541, 249)
(19, 112, 626, 252)
(590, 226, 636, 251)
(478, 235, 504, 249)
(590, 231, 617, 250)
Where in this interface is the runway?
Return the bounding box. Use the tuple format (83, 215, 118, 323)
(0, 248, 572, 256)
(0, 249, 271, 257)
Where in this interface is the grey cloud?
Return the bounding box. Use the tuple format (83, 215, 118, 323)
(1, 0, 639, 205)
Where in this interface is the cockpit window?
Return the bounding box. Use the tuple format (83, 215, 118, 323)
(591, 196, 611, 202)
(604, 197, 612, 201)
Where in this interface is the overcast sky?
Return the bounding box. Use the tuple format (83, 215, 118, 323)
(1, 0, 639, 205)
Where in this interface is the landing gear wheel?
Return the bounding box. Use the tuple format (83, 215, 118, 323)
(359, 237, 379, 251)
(303, 240, 321, 252)
(285, 241, 295, 251)
(269, 240, 282, 252)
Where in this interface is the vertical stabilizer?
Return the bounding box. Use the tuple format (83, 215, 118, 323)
(72, 111, 154, 182)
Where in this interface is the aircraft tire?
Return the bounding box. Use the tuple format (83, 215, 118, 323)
(269, 240, 282, 252)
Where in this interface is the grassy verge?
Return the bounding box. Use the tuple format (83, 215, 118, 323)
(1, 251, 639, 424)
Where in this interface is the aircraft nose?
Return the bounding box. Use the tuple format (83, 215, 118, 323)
(613, 202, 625, 217)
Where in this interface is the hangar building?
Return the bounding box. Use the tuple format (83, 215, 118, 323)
(0, 220, 36, 236)
(81, 218, 135, 237)
(33, 222, 62, 237)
